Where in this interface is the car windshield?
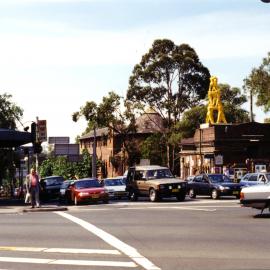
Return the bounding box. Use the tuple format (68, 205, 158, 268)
(104, 179, 123, 186)
(61, 181, 73, 188)
(146, 169, 174, 180)
(44, 177, 64, 186)
(208, 174, 232, 183)
(75, 180, 101, 189)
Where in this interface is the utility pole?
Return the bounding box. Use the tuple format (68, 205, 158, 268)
(250, 89, 254, 122)
(92, 126, 97, 178)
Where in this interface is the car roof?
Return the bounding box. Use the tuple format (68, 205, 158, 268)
(76, 178, 98, 181)
(130, 165, 169, 170)
(42, 175, 64, 179)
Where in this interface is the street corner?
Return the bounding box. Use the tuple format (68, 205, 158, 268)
(22, 205, 68, 213)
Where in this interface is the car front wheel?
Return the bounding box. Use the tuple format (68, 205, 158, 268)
(189, 189, 196, 199)
(149, 188, 159, 202)
(211, 189, 219, 200)
(128, 190, 138, 201)
(74, 195, 79, 205)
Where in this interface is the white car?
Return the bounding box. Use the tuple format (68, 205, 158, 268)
(102, 177, 128, 199)
(240, 183, 270, 213)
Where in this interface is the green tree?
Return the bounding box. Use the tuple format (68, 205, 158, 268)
(0, 93, 23, 129)
(140, 133, 167, 166)
(0, 93, 24, 186)
(39, 150, 93, 179)
(243, 52, 270, 112)
(126, 39, 210, 169)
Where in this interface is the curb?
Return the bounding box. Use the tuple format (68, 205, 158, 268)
(22, 206, 68, 213)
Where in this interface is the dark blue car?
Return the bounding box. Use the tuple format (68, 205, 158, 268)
(187, 174, 241, 199)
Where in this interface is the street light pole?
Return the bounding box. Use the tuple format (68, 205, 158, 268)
(92, 126, 97, 178)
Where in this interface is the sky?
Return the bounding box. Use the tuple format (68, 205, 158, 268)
(0, 0, 269, 143)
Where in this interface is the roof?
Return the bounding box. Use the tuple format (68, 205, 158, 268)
(80, 127, 109, 140)
(0, 128, 32, 147)
(131, 165, 169, 170)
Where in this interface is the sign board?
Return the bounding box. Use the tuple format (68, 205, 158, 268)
(214, 154, 223, 165)
(37, 120, 47, 142)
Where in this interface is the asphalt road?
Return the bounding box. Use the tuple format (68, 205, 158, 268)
(0, 197, 270, 270)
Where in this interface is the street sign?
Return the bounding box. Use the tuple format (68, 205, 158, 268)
(215, 154, 223, 165)
(37, 120, 47, 142)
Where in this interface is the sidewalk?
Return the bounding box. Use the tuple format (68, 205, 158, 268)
(0, 198, 68, 214)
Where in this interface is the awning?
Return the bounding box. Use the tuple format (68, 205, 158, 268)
(0, 128, 32, 148)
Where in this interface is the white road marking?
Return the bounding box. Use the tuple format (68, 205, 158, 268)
(56, 211, 161, 270)
(0, 257, 136, 267)
(118, 206, 216, 212)
(0, 246, 120, 255)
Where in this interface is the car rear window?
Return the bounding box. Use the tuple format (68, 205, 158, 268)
(45, 177, 64, 186)
(75, 180, 102, 189)
(208, 174, 232, 183)
(105, 179, 123, 186)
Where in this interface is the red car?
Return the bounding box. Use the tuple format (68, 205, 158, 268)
(70, 178, 109, 205)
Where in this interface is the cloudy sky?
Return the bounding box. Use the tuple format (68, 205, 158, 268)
(0, 0, 269, 142)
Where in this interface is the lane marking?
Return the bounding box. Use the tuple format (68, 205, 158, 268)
(0, 246, 120, 255)
(0, 257, 136, 268)
(56, 211, 161, 270)
(117, 206, 216, 212)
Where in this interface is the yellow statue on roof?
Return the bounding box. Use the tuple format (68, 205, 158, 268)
(205, 76, 227, 124)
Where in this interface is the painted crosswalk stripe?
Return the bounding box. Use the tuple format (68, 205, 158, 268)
(0, 246, 120, 255)
(57, 212, 161, 270)
(0, 257, 136, 267)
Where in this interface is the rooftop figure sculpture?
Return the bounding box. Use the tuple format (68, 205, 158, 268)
(205, 76, 227, 124)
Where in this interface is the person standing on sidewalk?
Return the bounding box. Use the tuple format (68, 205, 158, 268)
(25, 168, 41, 208)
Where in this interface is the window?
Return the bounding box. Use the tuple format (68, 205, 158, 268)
(248, 175, 258, 182)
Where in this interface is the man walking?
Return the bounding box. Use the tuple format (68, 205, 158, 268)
(25, 168, 41, 208)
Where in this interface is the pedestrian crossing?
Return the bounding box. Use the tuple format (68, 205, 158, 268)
(0, 246, 137, 268)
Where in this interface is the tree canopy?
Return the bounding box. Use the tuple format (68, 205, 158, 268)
(126, 39, 210, 169)
(127, 39, 210, 124)
(0, 93, 23, 129)
(243, 52, 270, 112)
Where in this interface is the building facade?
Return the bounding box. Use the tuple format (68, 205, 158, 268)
(79, 111, 164, 178)
(180, 122, 270, 180)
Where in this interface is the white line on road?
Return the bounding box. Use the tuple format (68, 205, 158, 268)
(0, 246, 120, 255)
(56, 211, 161, 270)
(0, 257, 136, 268)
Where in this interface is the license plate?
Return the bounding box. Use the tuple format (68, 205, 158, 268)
(92, 194, 99, 199)
(172, 188, 179, 193)
(233, 191, 239, 195)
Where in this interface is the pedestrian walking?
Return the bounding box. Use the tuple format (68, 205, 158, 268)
(25, 168, 41, 208)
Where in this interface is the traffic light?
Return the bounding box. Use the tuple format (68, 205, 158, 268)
(33, 142, 42, 154)
(31, 122, 37, 143)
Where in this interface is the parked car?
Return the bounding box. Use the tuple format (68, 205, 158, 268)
(69, 178, 109, 205)
(102, 177, 128, 199)
(187, 174, 241, 199)
(59, 180, 75, 204)
(240, 183, 270, 213)
(239, 172, 270, 187)
(40, 176, 65, 201)
(125, 165, 187, 202)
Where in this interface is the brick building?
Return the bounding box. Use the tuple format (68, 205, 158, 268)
(79, 110, 164, 177)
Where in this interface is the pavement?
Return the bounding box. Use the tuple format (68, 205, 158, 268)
(0, 198, 68, 214)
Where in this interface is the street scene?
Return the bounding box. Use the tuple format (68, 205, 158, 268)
(0, 198, 270, 270)
(1, 1, 270, 270)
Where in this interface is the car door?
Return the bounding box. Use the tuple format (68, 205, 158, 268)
(200, 175, 211, 195)
(134, 170, 148, 195)
(190, 175, 203, 195)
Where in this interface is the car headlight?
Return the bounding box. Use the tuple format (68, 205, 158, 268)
(159, 184, 165, 190)
(219, 186, 230, 191)
(78, 192, 89, 197)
